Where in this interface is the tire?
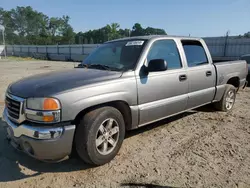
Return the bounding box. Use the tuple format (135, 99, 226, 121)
(214, 84, 236, 112)
(75, 106, 125, 166)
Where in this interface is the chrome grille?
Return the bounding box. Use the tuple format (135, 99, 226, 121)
(5, 95, 21, 119)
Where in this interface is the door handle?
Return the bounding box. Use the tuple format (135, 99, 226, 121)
(179, 74, 187, 81)
(206, 71, 212, 76)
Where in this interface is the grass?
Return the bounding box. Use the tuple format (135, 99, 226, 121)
(1, 56, 41, 61)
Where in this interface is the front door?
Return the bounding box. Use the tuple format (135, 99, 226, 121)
(136, 39, 188, 126)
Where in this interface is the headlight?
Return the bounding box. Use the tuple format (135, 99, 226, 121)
(25, 98, 61, 123)
(27, 98, 60, 111)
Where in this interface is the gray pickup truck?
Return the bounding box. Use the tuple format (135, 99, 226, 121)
(2, 35, 248, 165)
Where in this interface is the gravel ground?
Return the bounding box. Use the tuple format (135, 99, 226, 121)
(0, 60, 249, 188)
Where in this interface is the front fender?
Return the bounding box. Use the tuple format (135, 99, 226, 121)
(72, 91, 130, 114)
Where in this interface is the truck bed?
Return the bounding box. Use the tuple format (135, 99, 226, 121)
(214, 60, 247, 87)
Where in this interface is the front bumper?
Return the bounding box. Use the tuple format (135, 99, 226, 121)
(2, 108, 76, 162)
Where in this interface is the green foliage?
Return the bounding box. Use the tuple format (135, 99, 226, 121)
(0, 6, 167, 45)
(0, 6, 75, 44)
(244, 32, 250, 38)
(75, 23, 167, 44)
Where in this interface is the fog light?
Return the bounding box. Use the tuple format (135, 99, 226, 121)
(23, 141, 34, 155)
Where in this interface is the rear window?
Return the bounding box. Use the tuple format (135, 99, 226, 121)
(182, 40, 208, 67)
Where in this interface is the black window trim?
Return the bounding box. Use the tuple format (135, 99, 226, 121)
(181, 39, 209, 68)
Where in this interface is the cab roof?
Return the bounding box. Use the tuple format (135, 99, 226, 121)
(105, 35, 201, 43)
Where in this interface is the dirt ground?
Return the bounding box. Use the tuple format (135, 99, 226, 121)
(0, 60, 250, 188)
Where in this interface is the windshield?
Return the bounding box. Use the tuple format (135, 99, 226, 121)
(82, 40, 147, 71)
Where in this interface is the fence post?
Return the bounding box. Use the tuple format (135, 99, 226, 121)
(45, 45, 48, 60)
(28, 46, 30, 56)
(4, 45, 7, 58)
(69, 45, 71, 61)
(20, 46, 22, 57)
(57, 44, 59, 55)
(12, 45, 14, 56)
(82, 44, 84, 55)
(223, 33, 229, 57)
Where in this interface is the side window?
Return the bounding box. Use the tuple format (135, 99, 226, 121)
(147, 40, 182, 70)
(182, 40, 208, 67)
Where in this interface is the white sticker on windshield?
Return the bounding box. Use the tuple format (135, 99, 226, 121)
(125, 41, 144, 46)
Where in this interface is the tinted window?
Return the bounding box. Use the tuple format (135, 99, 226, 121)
(182, 40, 208, 67)
(147, 40, 182, 69)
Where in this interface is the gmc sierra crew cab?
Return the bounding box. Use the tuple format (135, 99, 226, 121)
(2, 35, 248, 165)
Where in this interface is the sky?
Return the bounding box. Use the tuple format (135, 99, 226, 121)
(1, 0, 250, 37)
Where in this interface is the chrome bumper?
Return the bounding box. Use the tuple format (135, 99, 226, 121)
(3, 108, 64, 139)
(2, 108, 76, 162)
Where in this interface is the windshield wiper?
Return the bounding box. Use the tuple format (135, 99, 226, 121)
(88, 64, 120, 71)
(75, 63, 88, 68)
(75, 63, 120, 71)
(88, 64, 110, 70)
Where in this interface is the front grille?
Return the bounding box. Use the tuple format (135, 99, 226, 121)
(5, 96, 21, 119)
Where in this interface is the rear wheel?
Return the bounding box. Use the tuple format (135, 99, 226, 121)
(214, 84, 236, 112)
(75, 107, 125, 165)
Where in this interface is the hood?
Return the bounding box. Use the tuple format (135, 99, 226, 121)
(8, 68, 122, 98)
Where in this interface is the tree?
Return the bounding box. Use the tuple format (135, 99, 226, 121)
(144, 27, 166, 35)
(131, 23, 144, 36)
(131, 23, 166, 37)
(119, 28, 130, 37)
(59, 16, 75, 44)
(244, 32, 250, 38)
(108, 23, 121, 40)
(84, 38, 88, 44)
(0, 6, 167, 45)
(0, 8, 18, 44)
(90, 37, 94, 44)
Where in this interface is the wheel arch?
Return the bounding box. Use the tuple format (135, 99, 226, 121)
(72, 100, 133, 130)
(227, 76, 240, 89)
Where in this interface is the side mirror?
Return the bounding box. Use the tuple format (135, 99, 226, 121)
(147, 59, 168, 72)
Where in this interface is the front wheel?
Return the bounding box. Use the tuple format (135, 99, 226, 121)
(214, 84, 236, 112)
(75, 107, 125, 166)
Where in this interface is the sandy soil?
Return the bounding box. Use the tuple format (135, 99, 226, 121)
(0, 60, 249, 188)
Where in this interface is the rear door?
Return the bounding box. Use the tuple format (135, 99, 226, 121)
(181, 40, 216, 109)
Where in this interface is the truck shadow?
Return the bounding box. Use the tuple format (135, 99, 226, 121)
(0, 105, 213, 183)
(0, 117, 93, 182)
(121, 182, 180, 188)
